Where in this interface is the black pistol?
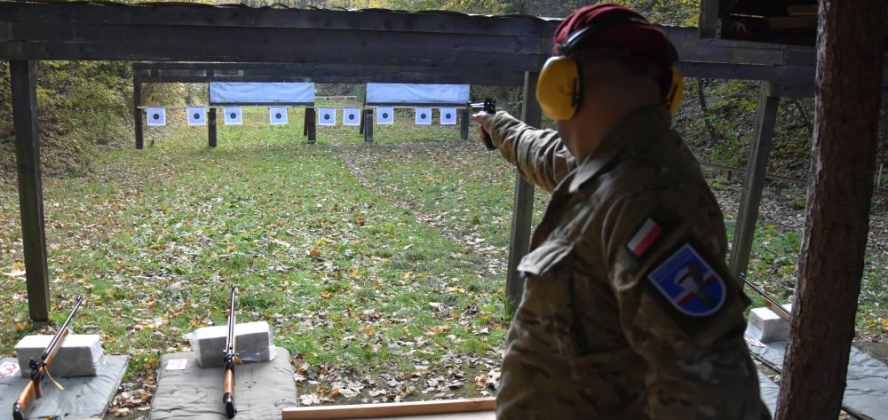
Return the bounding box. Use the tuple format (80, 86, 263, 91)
(467, 98, 497, 150)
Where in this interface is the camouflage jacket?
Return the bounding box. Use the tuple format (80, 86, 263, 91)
(487, 107, 771, 420)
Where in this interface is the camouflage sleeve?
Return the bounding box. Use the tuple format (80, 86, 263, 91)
(489, 111, 577, 193)
(599, 192, 769, 420)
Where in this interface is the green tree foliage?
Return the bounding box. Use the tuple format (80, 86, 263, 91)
(0, 61, 136, 176)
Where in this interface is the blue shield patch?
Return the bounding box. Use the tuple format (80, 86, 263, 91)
(647, 244, 726, 317)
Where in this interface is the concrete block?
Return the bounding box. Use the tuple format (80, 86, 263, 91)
(15, 334, 104, 378)
(187, 321, 273, 368)
(747, 304, 793, 343)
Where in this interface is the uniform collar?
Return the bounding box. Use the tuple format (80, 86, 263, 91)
(568, 106, 672, 193)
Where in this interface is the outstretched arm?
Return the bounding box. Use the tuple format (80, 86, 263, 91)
(473, 111, 576, 194)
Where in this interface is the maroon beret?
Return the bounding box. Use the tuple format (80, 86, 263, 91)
(553, 3, 677, 66)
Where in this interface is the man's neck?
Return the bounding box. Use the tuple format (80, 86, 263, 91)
(568, 88, 661, 162)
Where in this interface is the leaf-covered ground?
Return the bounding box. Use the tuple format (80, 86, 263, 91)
(0, 108, 886, 419)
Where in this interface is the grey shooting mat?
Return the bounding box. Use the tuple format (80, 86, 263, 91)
(746, 337, 888, 420)
(0, 355, 129, 420)
(756, 370, 780, 417)
(149, 347, 297, 420)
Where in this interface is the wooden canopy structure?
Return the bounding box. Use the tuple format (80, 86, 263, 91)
(0, 0, 880, 318)
(4, 2, 887, 418)
(0, 0, 882, 322)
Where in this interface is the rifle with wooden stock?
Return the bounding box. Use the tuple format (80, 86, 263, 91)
(740, 274, 792, 322)
(222, 286, 238, 418)
(13, 296, 84, 420)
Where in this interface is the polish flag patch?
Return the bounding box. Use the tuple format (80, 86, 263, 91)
(626, 218, 663, 258)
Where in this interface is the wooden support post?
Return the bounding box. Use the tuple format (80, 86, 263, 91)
(134, 77, 144, 149)
(698, 0, 720, 39)
(776, 1, 886, 419)
(359, 107, 365, 135)
(305, 107, 316, 144)
(282, 398, 495, 420)
(878, 163, 884, 188)
(208, 107, 217, 148)
(11, 60, 50, 323)
(363, 108, 374, 143)
(460, 107, 470, 140)
(728, 82, 778, 280)
(506, 71, 540, 309)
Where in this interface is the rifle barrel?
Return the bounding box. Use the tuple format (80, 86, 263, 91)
(42, 297, 83, 364)
(223, 286, 238, 418)
(14, 297, 83, 420)
(740, 275, 792, 321)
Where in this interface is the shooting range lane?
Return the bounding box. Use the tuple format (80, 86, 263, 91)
(148, 347, 297, 420)
(745, 336, 888, 419)
(0, 355, 129, 419)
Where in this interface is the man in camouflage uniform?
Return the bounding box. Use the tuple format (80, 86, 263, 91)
(473, 4, 771, 420)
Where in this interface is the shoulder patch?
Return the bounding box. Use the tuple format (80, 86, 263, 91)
(647, 243, 726, 317)
(626, 217, 663, 259)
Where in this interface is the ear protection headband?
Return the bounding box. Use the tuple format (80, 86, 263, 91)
(536, 21, 684, 121)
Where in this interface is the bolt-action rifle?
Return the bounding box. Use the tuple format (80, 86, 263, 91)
(740, 274, 792, 322)
(13, 296, 84, 420)
(222, 286, 239, 418)
(467, 98, 497, 150)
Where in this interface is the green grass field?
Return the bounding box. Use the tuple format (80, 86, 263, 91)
(0, 106, 885, 414)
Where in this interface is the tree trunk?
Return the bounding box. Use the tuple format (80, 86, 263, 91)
(775, 1, 885, 420)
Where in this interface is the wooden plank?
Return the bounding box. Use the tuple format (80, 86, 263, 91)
(133, 78, 144, 149)
(0, 2, 538, 37)
(137, 73, 525, 86)
(506, 71, 540, 309)
(699, 0, 721, 39)
(0, 2, 825, 71)
(3, 23, 542, 57)
(729, 82, 779, 279)
(133, 64, 527, 86)
(305, 108, 316, 144)
(10, 60, 50, 323)
(459, 107, 469, 140)
(787, 5, 819, 16)
(676, 62, 814, 83)
(766, 16, 818, 30)
(363, 109, 373, 143)
(208, 108, 217, 148)
(771, 82, 888, 100)
(0, 41, 541, 72)
(281, 398, 495, 420)
(283, 412, 493, 420)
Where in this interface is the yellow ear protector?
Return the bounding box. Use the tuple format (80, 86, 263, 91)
(536, 24, 684, 121)
(537, 25, 592, 121)
(665, 67, 684, 115)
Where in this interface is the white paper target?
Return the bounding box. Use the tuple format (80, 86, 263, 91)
(224, 107, 243, 125)
(146, 108, 166, 126)
(269, 107, 288, 125)
(187, 107, 206, 126)
(376, 108, 394, 125)
(318, 108, 336, 126)
(415, 108, 432, 125)
(343, 108, 361, 126)
(439, 108, 457, 125)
